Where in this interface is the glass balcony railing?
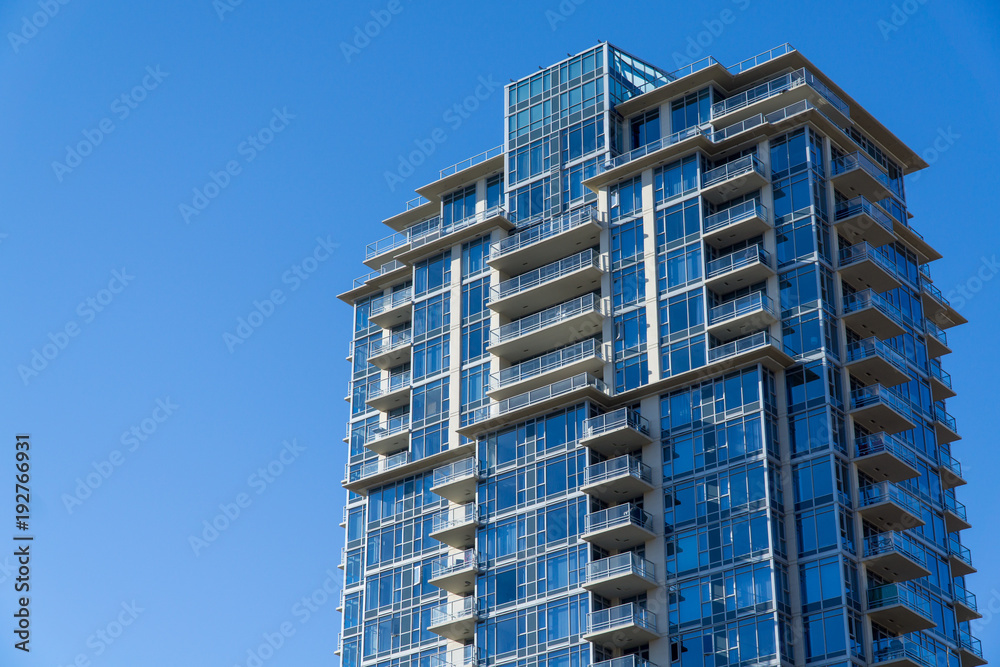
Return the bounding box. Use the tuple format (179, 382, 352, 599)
(933, 402, 958, 433)
(491, 249, 601, 303)
(367, 372, 411, 400)
(587, 603, 656, 634)
(432, 457, 478, 488)
(368, 330, 412, 358)
(428, 646, 482, 667)
(949, 538, 974, 569)
(365, 231, 409, 261)
(834, 196, 895, 234)
(352, 260, 407, 289)
(923, 281, 953, 308)
(706, 245, 770, 279)
(855, 432, 917, 468)
(583, 407, 650, 440)
(627, 44, 796, 98)
(859, 481, 921, 516)
(728, 43, 795, 74)
(430, 549, 481, 579)
(929, 360, 953, 389)
(348, 450, 411, 483)
(365, 418, 409, 444)
(953, 584, 979, 613)
(583, 455, 653, 487)
(703, 200, 768, 233)
(587, 552, 655, 584)
(863, 532, 926, 567)
(600, 126, 712, 172)
(585, 503, 653, 534)
(846, 337, 909, 374)
(593, 656, 656, 667)
(924, 318, 948, 348)
(871, 638, 935, 667)
(839, 242, 898, 275)
(439, 145, 503, 178)
(833, 152, 903, 199)
(490, 293, 603, 347)
(959, 631, 984, 660)
(490, 206, 600, 259)
(429, 597, 480, 626)
(945, 494, 968, 522)
(707, 330, 777, 362)
(370, 288, 413, 317)
(711, 68, 849, 119)
(702, 154, 766, 188)
(708, 292, 774, 326)
(489, 339, 603, 391)
(867, 583, 931, 617)
(842, 289, 908, 327)
(410, 205, 509, 250)
(432, 504, 478, 533)
(466, 373, 610, 425)
(938, 451, 962, 479)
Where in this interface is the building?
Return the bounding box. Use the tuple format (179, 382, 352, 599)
(336, 43, 983, 667)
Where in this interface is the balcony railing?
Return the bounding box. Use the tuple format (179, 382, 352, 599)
(368, 330, 412, 358)
(701, 154, 766, 188)
(585, 503, 653, 534)
(365, 231, 409, 262)
(432, 504, 479, 533)
(490, 206, 600, 259)
(959, 632, 984, 660)
(352, 260, 407, 289)
(586, 552, 655, 584)
(835, 196, 895, 234)
(703, 200, 768, 233)
(710, 68, 849, 119)
(367, 372, 411, 400)
(432, 457, 479, 488)
(953, 584, 979, 614)
(466, 373, 610, 425)
(949, 539, 974, 569)
(855, 432, 917, 468)
(839, 242, 898, 276)
(593, 656, 656, 667)
(846, 337, 909, 373)
(945, 494, 968, 523)
(370, 288, 414, 317)
(939, 451, 962, 479)
(929, 360, 953, 389)
(924, 318, 949, 348)
(429, 597, 480, 626)
(842, 289, 907, 327)
(490, 249, 600, 303)
(490, 293, 603, 347)
(410, 205, 509, 250)
(933, 402, 958, 432)
(600, 125, 712, 172)
(707, 330, 777, 362)
(365, 418, 409, 444)
(428, 646, 482, 667)
(867, 583, 931, 616)
(859, 481, 921, 516)
(439, 145, 503, 178)
(583, 407, 650, 440)
(871, 639, 935, 667)
(489, 339, 603, 391)
(863, 532, 926, 567)
(430, 549, 481, 579)
(583, 455, 653, 487)
(348, 450, 411, 483)
(923, 281, 952, 308)
(587, 603, 656, 634)
(832, 151, 903, 199)
(708, 292, 774, 325)
(706, 245, 771, 279)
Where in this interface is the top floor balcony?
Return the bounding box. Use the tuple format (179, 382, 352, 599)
(489, 249, 604, 317)
(487, 293, 605, 363)
(369, 288, 414, 329)
(581, 408, 653, 457)
(399, 205, 513, 264)
(489, 206, 603, 274)
(701, 154, 768, 204)
(584, 125, 714, 191)
(710, 67, 851, 126)
(834, 196, 896, 248)
(832, 151, 901, 203)
(921, 281, 967, 329)
(364, 230, 410, 270)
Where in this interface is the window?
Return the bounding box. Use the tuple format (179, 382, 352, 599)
(660, 243, 701, 292)
(462, 277, 489, 323)
(656, 198, 700, 248)
(413, 336, 448, 380)
(462, 238, 490, 278)
(413, 294, 449, 339)
(562, 157, 599, 206)
(659, 289, 704, 341)
(442, 185, 476, 226)
(461, 364, 489, 411)
(630, 108, 660, 149)
(487, 173, 503, 209)
(510, 140, 550, 184)
(654, 155, 698, 203)
(462, 320, 489, 363)
(610, 176, 642, 221)
(559, 77, 604, 117)
(560, 118, 604, 163)
(670, 88, 710, 132)
(412, 379, 448, 428)
(770, 127, 823, 179)
(414, 254, 450, 296)
(511, 178, 550, 222)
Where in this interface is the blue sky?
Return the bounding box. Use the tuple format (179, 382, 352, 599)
(0, 0, 998, 664)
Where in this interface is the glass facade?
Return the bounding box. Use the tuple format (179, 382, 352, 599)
(339, 43, 981, 667)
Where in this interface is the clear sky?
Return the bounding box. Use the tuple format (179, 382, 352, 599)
(0, 0, 998, 664)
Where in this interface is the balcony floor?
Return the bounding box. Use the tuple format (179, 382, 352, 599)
(867, 603, 935, 635)
(488, 307, 604, 363)
(855, 449, 919, 483)
(489, 264, 603, 318)
(581, 521, 656, 551)
(858, 499, 925, 532)
(863, 550, 930, 583)
(849, 402, 915, 435)
(581, 472, 654, 504)
(583, 569, 658, 600)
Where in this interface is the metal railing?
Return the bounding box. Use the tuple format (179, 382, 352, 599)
(410, 205, 509, 251)
(953, 584, 979, 613)
(938, 451, 962, 479)
(439, 145, 503, 178)
(352, 259, 407, 289)
(490, 294, 603, 347)
(949, 538, 974, 569)
(933, 402, 958, 433)
(601, 125, 712, 172)
(429, 597, 481, 626)
(707, 330, 775, 362)
(846, 337, 908, 374)
(428, 646, 481, 667)
(945, 494, 968, 522)
(863, 532, 926, 567)
(728, 43, 795, 75)
(704, 200, 768, 234)
(586, 552, 655, 584)
(348, 450, 411, 483)
(959, 631, 984, 659)
(587, 603, 656, 634)
(923, 281, 953, 308)
(433, 457, 479, 488)
(593, 656, 655, 667)
(370, 288, 414, 317)
(367, 372, 411, 400)
(367, 330, 412, 359)
(834, 196, 895, 235)
(432, 504, 479, 533)
(867, 583, 931, 617)
(839, 242, 898, 277)
(842, 289, 907, 328)
(929, 360, 953, 389)
(489, 339, 603, 391)
(466, 373, 611, 425)
(585, 503, 654, 534)
(365, 231, 409, 261)
(708, 292, 774, 326)
(924, 318, 948, 348)
(832, 152, 902, 199)
(490, 249, 601, 303)
(405, 196, 430, 211)
(583, 455, 652, 488)
(583, 407, 650, 439)
(490, 206, 600, 259)
(871, 639, 935, 667)
(712, 69, 835, 118)
(365, 418, 410, 444)
(702, 154, 766, 189)
(859, 481, 921, 516)
(855, 432, 916, 468)
(430, 549, 481, 579)
(706, 245, 770, 279)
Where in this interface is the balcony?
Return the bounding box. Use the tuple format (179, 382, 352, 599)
(871, 638, 936, 667)
(584, 552, 657, 599)
(706, 330, 793, 369)
(958, 632, 986, 667)
(581, 456, 655, 503)
(842, 290, 906, 340)
(928, 360, 956, 402)
(487, 293, 605, 363)
(593, 656, 658, 667)
(488, 339, 605, 400)
(584, 125, 714, 191)
(429, 646, 482, 667)
(364, 418, 410, 456)
(369, 289, 414, 329)
(932, 403, 961, 444)
(855, 433, 919, 483)
(922, 282, 967, 328)
(850, 385, 916, 435)
(429, 550, 482, 596)
(488, 206, 603, 274)
(365, 230, 410, 270)
(924, 319, 951, 358)
(866, 583, 935, 634)
(340, 260, 410, 303)
(344, 438, 475, 495)
(582, 504, 656, 551)
(938, 452, 966, 490)
(948, 539, 976, 577)
(953, 584, 981, 623)
(701, 154, 768, 204)
(839, 243, 902, 293)
(366, 330, 412, 370)
(489, 250, 603, 317)
(705, 245, 774, 292)
(944, 495, 971, 533)
(583, 603, 658, 649)
(580, 408, 653, 457)
(365, 373, 411, 412)
(400, 205, 513, 263)
(832, 152, 899, 203)
(432, 457, 480, 504)
(845, 338, 909, 388)
(428, 597, 481, 642)
(859, 482, 925, 532)
(710, 67, 851, 125)
(703, 200, 770, 247)
(862, 533, 930, 582)
(430, 504, 481, 549)
(707, 292, 777, 342)
(834, 197, 896, 247)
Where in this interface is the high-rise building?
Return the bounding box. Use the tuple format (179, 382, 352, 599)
(337, 43, 983, 667)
